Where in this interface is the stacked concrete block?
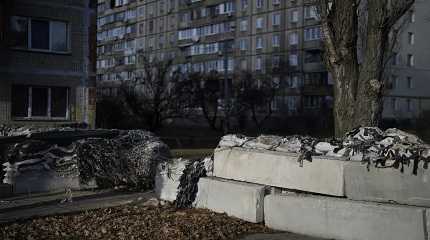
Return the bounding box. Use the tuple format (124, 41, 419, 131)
(195, 177, 265, 223)
(214, 148, 347, 196)
(344, 161, 430, 207)
(264, 193, 428, 240)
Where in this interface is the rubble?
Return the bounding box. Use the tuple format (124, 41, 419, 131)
(217, 127, 430, 175)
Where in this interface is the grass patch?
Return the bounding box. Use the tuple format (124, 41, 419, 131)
(171, 148, 214, 159)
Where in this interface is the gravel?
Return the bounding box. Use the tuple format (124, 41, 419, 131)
(0, 203, 271, 240)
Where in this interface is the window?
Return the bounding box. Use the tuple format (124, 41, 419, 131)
(287, 75, 300, 88)
(241, 0, 248, 9)
(256, 0, 263, 8)
(239, 39, 248, 50)
(409, 10, 415, 23)
(289, 54, 298, 66)
(391, 75, 398, 89)
(407, 99, 414, 112)
(304, 49, 322, 63)
(10, 16, 28, 48)
(392, 52, 400, 65)
(240, 19, 248, 31)
(256, 17, 264, 29)
(304, 96, 322, 109)
(407, 77, 414, 89)
(392, 98, 399, 111)
(304, 6, 318, 19)
(272, 34, 280, 47)
(272, 13, 281, 26)
(408, 32, 415, 45)
(272, 56, 280, 68)
(407, 54, 414, 67)
(10, 16, 69, 52)
(290, 10, 299, 23)
(11, 86, 69, 119)
(256, 36, 263, 49)
(273, 0, 280, 5)
(289, 32, 298, 45)
(304, 27, 321, 41)
(255, 57, 262, 70)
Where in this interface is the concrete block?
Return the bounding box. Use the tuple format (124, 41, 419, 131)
(195, 177, 265, 223)
(345, 161, 430, 207)
(155, 159, 189, 202)
(265, 193, 427, 240)
(214, 148, 346, 196)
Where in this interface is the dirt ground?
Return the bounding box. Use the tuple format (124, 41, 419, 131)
(0, 203, 271, 240)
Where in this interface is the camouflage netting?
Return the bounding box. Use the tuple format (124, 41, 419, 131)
(1, 126, 170, 191)
(217, 127, 430, 175)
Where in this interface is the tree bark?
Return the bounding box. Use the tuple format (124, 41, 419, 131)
(320, 0, 415, 137)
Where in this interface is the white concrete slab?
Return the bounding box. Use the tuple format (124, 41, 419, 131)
(265, 193, 427, 240)
(344, 161, 430, 207)
(155, 159, 189, 202)
(195, 177, 266, 223)
(214, 148, 347, 196)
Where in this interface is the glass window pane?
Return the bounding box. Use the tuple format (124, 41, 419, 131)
(31, 20, 49, 50)
(51, 21, 68, 51)
(32, 87, 48, 117)
(51, 87, 68, 117)
(11, 86, 29, 117)
(10, 16, 28, 48)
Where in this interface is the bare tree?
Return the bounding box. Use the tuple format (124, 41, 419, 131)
(235, 71, 277, 130)
(189, 72, 223, 131)
(318, 0, 415, 136)
(119, 56, 194, 131)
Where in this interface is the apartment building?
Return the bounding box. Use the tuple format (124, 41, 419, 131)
(0, 0, 97, 127)
(383, 0, 430, 121)
(96, 0, 332, 116)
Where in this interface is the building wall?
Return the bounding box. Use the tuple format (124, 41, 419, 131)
(383, 0, 430, 120)
(0, 0, 96, 127)
(96, 0, 331, 115)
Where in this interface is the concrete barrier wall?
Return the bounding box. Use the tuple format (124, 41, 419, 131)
(265, 193, 428, 240)
(214, 148, 347, 196)
(344, 161, 430, 207)
(195, 177, 266, 223)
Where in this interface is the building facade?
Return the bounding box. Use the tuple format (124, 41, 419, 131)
(96, 0, 332, 117)
(383, 0, 430, 121)
(96, 0, 430, 122)
(0, 0, 97, 127)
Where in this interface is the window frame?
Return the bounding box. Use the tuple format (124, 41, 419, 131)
(11, 85, 70, 121)
(10, 16, 71, 54)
